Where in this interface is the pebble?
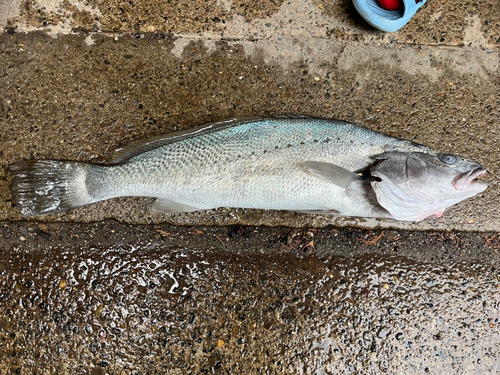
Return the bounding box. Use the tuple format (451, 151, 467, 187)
(84, 324, 94, 335)
(96, 304, 104, 316)
(217, 339, 224, 348)
(59, 279, 67, 288)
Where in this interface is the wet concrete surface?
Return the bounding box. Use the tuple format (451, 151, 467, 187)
(0, 221, 499, 374)
(0, 0, 499, 231)
(0, 30, 498, 230)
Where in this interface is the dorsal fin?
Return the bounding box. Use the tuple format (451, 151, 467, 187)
(112, 116, 264, 163)
(275, 114, 326, 120)
(275, 114, 347, 123)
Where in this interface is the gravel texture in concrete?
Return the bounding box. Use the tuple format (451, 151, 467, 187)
(0, 222, 499, 374)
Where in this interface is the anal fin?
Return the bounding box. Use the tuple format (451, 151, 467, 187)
(152, 199, 204, 213)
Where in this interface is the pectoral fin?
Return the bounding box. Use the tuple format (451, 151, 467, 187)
(152, 199, 204, 213)
(300, 161, 360, 189)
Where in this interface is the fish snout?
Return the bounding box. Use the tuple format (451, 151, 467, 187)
(452, 167, 487, 191)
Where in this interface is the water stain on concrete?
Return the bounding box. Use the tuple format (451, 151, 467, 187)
(338, 44, 499, 84)
(0, 0, 22, 29)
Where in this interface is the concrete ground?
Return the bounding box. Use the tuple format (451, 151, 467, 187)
(1, 0, 499, 230)
(0, 222, 499, 374)
(1, 0, 500, 374)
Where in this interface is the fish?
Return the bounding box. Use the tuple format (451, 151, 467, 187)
(8, 115, 488, 221)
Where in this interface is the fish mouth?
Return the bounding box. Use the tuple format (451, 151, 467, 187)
(452, 167, 487, 191)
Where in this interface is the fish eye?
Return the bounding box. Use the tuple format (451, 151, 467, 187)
(439, 153, 459, 165)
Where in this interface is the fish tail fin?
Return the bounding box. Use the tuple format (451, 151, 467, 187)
(9, 160, 95, 217)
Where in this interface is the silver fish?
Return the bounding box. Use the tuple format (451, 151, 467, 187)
(9, 115, 487, 221)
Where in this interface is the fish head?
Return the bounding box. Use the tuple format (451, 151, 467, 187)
(369, 152, 487, 221)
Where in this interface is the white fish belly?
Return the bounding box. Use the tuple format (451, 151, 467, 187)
(105, 154, 388, 218)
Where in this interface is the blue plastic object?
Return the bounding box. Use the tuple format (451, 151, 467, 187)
(353, 0, 427, 32)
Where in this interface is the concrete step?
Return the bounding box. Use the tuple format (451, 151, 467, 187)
(0, 0, 498, 231)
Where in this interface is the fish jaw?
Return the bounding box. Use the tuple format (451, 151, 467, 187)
(370, 168, 488, 222)
(452, 167, 488, 192)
